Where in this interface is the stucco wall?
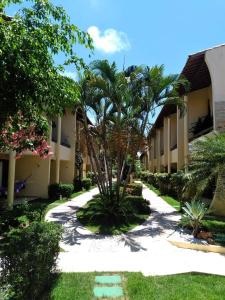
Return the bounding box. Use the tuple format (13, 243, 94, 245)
(15, 156, 50, 198)
(188, 86, 212, 138)
(205, 46, 225, 132)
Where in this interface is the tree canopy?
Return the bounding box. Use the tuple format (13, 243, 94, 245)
(0, 0, 93, 126)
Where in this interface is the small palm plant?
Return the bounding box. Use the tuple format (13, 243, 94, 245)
(187, 133, 225, 216)
(181, 201, 208, 237)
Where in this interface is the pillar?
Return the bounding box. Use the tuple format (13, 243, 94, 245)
(55, 116, 61, 183)
(156, 129, 161, 172)
(183, 95, 189, 172)
(167, 117, 171, 174)
(177, 105, 185, 170)
(163, 117, 168, 172)
(7, 151, 16, 210)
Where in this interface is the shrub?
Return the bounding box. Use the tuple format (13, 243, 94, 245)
(73, 177, 83, 192)
(126, 183, 143, 196)
(82, 178, 92, 191)
(0, 202, 42, 236)
(155, 173, 171, 194)
(48, 183, 74, 199)
(140, 171, 150, 182)
(125, 195, 151, 214)
(87, 171, 96, 185)
(0, 221, 62, 300)
(181, 201, 208, 237)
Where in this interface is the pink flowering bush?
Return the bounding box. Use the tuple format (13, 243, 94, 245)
(0, 112, 52, 159)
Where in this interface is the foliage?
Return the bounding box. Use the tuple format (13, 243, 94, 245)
(181, 201, 208, 237)
(77, 194, 150, 234)
(126, 183, 143, 196)
(0, 221, 62, 300)
(134, 159, 142, 178)
(140, 171, 156, 186)
(155, 173, 171, 194)
(86, 171, 97, 185)
(0, 112, 52, 158)
(0, 202, 43, 235)
(73, 177, 83, 192)
(187, 133, 225, 215)
(125, 195, 150, 214)
(79, 60, 188, 215)
(0, 0, 92, 153)
(82, 178, 92, 191)
(48, 183, 74, 199)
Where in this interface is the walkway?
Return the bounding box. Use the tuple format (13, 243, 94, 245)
(46, 185, 225, 276)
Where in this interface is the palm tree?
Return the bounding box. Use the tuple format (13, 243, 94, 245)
(187, 133, 225, 216)
(79, 60, 187, 214)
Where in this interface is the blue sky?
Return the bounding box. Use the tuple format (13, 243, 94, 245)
(7, 0, 225, 80)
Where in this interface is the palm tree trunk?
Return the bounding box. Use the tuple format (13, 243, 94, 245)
(209, 167, 225, 216)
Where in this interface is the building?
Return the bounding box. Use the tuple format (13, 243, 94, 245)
(0, 109, 91, 209)
(145, 44, 225, 173)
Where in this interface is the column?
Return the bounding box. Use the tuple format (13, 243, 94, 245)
(183, 95, 189, 172)
(167, 117, 171, 174)
(150, 137, 155, 172)
(156, 129, 161, 172)
(55, 116, 61, 183)
(163, 117, 168, 172)
(7, 151, 16, 210)
(177, 106, 185, 170)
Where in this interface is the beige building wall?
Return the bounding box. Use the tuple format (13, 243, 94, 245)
(205, 45, 225, 132)
(15, 156, 51, 198)
(188, 86, 212, 139)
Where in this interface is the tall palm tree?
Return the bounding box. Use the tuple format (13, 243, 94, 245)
(79, 60, 187, 206)
(187, 133, 225, 216)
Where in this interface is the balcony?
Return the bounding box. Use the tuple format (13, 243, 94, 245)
(189, 114, 213, 141)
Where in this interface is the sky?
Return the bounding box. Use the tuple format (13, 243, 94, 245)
(6, 0, 225, 81)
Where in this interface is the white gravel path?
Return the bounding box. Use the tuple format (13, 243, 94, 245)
(45, 184, 225, 276)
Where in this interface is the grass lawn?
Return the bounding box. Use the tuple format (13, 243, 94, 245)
(146, 183, 180, 211)
(43, 272, 225, 300)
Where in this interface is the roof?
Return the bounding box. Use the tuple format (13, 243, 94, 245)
(148, 44, 223, 136)
(179, 50, 211, 94)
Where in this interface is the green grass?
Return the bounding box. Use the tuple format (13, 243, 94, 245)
(202, 219, 225, 233)
(146, 183, 180, 211)
(42, 272, 225, 300)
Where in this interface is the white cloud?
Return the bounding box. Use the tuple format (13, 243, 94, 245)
(61, 71, 78, 81)
(88, 26, 131, 54)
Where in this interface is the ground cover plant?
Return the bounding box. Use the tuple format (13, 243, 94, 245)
(77, 191, 150, 235)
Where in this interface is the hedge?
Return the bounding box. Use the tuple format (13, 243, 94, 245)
(126, 183, 143, 196)
(82, 178, 92, 191)
(48, 183, 74, 199)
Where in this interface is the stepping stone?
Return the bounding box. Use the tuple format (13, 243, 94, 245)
(93, 286, 124, 298)
(95, 275, 122, 284)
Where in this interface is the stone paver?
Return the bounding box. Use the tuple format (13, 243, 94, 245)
(46, 185, 225, 276)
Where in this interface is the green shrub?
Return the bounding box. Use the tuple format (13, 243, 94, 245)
(0, 202, 42, 236)
(125, 195, 151, 214)
(0, 221, 62, 300)
(82, 178, 92, 191)
(181, 201, 208, 237)
(48, 183, 74, 199)
(155, 173, 171, 194)
(86, 171, 96, 185)
(73, 177, 83, 192)
(140, 171, 156, 185)
(126, 183, 143, 196)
